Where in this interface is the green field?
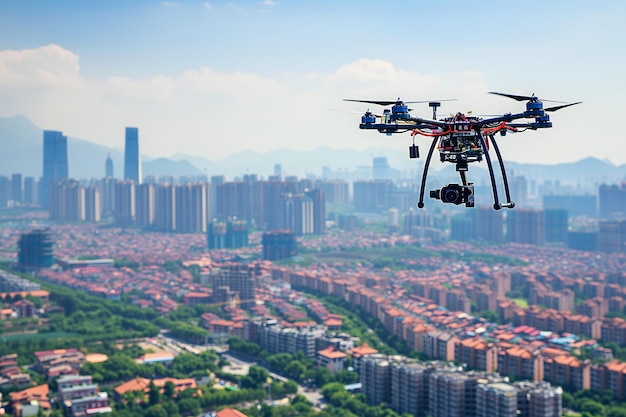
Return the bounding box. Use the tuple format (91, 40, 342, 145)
(511, 298, 529, 308)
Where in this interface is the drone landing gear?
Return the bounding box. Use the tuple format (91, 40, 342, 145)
(477, 133, 515, 210)
(417, 137, 439, 208)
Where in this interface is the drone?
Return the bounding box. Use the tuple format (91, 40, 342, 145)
(345, 92, 581, 210)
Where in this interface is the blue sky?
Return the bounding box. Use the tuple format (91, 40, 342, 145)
(0, 0, 624, 165)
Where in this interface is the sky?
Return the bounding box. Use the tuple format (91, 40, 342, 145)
(0, 0, 624, 165)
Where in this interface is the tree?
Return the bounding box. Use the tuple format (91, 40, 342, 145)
(163, 381, 176, 400)
(248, 366, 269, 387)
(321, 382, 346, 402)
(178, 397, 201, 417)
(148, 381, 161, 405)
(581, 401, 605, 416)
(284, 360, 307, 380)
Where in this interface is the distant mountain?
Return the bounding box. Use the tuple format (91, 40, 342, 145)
(1, 115, 625, 183)
(0, 115, 202, 179)
(171, 146, 418, 179)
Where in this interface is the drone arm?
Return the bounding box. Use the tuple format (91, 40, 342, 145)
(476, 112, 526, 127)
(408, 116, 448, 129)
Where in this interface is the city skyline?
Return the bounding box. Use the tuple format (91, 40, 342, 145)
(0, 1, 624, 165)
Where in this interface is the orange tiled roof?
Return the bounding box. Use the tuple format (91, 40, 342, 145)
(318, 346, 347, 359)
(348, 343, 378, 358)
(217, 409, 249, 417)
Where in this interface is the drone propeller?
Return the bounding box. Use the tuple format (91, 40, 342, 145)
(343, 98, 457, 106)
(489, 92, 569, 104)
(544, 102, 582, 112)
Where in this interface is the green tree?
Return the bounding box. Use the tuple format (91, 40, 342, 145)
(163, 381, 176, 400)
(148, 381, 161, 405)
(178, 397, 201, 417)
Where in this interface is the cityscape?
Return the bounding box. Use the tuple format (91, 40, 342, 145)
(0, 123, 624, 417)
(2, 2, 626, 417)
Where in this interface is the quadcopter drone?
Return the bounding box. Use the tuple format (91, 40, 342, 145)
(345, 92, 581, 210)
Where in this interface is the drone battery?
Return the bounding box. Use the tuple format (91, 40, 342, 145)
(409, 145, 419, 159)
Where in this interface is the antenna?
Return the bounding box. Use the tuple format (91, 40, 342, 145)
(429, 101, 441, 119)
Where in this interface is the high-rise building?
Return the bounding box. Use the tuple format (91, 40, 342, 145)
(210, 175, 224, 219)
(155, 184, 176, 231)
(373, 156, 400, 180)
(49, 180, 85, 222)
(544, 208, 568, 245)
(390, 362, 428, 417)
(476, 205, 504, 243)
(262, 230, 297, 261)
(207, 220, 249, 249)
(41, 130, 68, 208)
(273, 163, 282, 178)
(428, 370, 478, 417)
(316, 180, 349, 204)
(598, 220, 626, 253)
(543, 194, 597, 218)
(361, 355, 391, 406)
(135, 183, 155, 228)
(18, 228, 54, 268)
(100, 178, 117, 218)
(599, 183, 626, 220)
(451, 213, 475, 242)
(114, 180, 135, 226)
(257, 180, 298, 230)
(23, 177, 36, 205)
(124, 127, 141, 184)
(568, 230, 598, 252)
(211, 263, 257, 308)
(509, 175, 528, 208)
(306, 188, 325, 234)
(353, 180, 394, 212)
(216, 181, 255, 222)
(0, 176, 9, 208)
(105, 153, 114, 178)
(506, 209, 545, 245)
(175, 183, 207, 233)
(11, 174, 22, 205)
(280, 193, 314, 235)
(476, 382, 518, 417)
(84, 186, 101, 222)
(514, 381, 562, 417)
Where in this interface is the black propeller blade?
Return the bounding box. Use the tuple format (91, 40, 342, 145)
(544, 102, 582, 112)
(343, 98, 457, 106)
(489, 92, 568, 104)
(489, 92, 534, 101)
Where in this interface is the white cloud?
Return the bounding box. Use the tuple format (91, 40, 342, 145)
(203, 2, 212, 10)
(0, 44, 81, 88)
(161, 1, 179, 7)
(0, 47, 598, 165)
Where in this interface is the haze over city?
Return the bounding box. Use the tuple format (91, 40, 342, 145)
(0, 1, 625, 165)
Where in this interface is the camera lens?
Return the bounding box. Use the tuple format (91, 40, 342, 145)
(443, 188, 460, 203)
(430, 190, 439, 199)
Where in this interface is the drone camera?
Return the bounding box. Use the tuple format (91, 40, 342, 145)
(409, 144, 419, 159)
(430, 183, 474, 207)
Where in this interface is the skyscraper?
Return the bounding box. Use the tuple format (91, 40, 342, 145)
(23, 177, 36, 205)
(105, 153, 114, 178)
(124, 127, 141, 184)
(11, 173, 22, 204)
(41, 130, 68, 208)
